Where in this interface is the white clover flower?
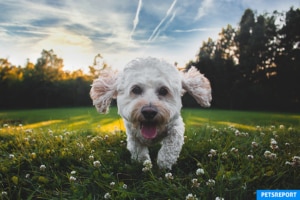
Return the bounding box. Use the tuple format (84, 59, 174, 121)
(230, 147, 239, 153)
(206, 179, 215, 187)
(221, 152, 228, 159)
(9, 154, 15, 159)
(104, 192, 111, 199)
(191, 178, 200, 187)
(93, 160, 101, 168)
(196, 168, 204, 175)
(264, 151, 277, 160)
(89, 155, 94, 160)
(69, 176, 76, 182)
(186, 193, 198, 200)
(110, 182, 115, 187)
(71, 170, 76, 175)
(122, 184, 127, 189)
(142, 160, 153, 172)
(251, 141, 258, 148)
(1, 191, 8, 196)
(209, 149, 217, 156)
(279, 125, 285, 129)
(270, 138, 279, 150)
(165, 172, 174, 180)
(40, 164, 46, 171)
(247, 155, 254, 159)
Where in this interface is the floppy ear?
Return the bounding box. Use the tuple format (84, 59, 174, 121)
(90, 69, 118, 113)
(182, 66, 212, 107)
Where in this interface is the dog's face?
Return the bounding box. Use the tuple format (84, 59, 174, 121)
(116, 58, 183, 139)
(90, 57, 212, 139)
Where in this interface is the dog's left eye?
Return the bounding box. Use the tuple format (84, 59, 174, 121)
(158, 87, 168, 96)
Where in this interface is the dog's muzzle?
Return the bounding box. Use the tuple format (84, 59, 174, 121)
(140, 105, 158, 139)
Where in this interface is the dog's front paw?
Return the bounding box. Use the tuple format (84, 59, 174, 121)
(157, 153, 176, 170)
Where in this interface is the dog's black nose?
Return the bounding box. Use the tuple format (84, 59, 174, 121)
(141, 106, 158, 120)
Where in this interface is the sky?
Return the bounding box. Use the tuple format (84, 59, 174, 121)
(0, 0, 299, 72)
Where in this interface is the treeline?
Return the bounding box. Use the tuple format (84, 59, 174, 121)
(0, 50, 102, 109)
(186, 8, 300, 111)
(0, 8, 299, 111)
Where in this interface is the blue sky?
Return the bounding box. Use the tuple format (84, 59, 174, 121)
(0, 0, 299, 71)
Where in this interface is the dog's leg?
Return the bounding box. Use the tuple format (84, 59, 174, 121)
(157, 117, 185, 169)
(126, 133, 151, 163)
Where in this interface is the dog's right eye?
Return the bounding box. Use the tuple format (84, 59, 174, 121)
(131, 86, 143, 95)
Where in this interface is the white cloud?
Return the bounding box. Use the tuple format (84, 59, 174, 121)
(195, 0, 214, 20)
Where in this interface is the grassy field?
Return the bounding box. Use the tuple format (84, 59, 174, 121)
(0, 107, 299, 199)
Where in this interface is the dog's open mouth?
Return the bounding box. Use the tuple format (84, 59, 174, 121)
(140, 122, 157, 139)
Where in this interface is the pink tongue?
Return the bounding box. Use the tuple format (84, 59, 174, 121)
(141, 123, 157, 139)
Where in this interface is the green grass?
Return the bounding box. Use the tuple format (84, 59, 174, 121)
(0, 107, 299, 199)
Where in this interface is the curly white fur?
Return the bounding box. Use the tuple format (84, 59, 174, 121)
(90, 57, 211, 169)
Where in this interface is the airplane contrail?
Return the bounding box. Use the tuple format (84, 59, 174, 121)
(129, 0, 142, 41)
(148, 0, 177, 42)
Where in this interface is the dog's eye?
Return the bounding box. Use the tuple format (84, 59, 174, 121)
(158, 87, 168, 96)
(132, 86, 143, 95)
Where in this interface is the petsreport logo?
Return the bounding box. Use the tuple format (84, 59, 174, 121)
(257, 190, 300, 199)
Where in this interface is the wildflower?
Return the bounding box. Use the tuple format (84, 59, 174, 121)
(221, 152, 228, 159)
(25, 174, 30, 178)
(165, 172, 174, 180)
(71, 170, 76, 175)
(247, 155, 254, 159)
(104, 192, 111, 199)
(216, 197, 224, 200)
(279, 125, 285, 129)
(142, 160, 153, 172)
(122, 184, 127, 189)
(93, 160, 101, 168)
(104, 135, 109, 140)
(291, 156, 300, 167)
(196, 168, 204, 175)
(40, 164, 46, 171)
(270, 138, 279, 150)
(89, 155, 94, 160)
(186, 193, 198, 200)
(25, 129, 33, 133)
(264, 151, 277, 160)
(209, 149, 217, 156)
(31, 152, 36, 159)
(9, 154, 15, 159)
(69, 176, 76, 182)
(206, 179, 215, 187)
(191, 178, 200, 187)
(251, 141, 258, 148)
(110, 182, 115, 187)
(3, 124, 9, 128)
(285, 143, 290, 146)
(231, 147, 239, 153)
(1, 191, 8, 196)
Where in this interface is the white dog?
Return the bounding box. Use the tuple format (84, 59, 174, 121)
(90, 57, 211, 169)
